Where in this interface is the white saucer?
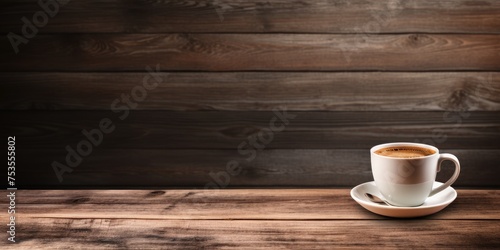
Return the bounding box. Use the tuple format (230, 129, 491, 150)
(350, 181, 457, 218)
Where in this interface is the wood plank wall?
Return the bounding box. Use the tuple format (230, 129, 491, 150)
(1, 0, 499, 188)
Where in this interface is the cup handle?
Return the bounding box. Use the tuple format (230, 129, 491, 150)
(429, 153, 460, 197)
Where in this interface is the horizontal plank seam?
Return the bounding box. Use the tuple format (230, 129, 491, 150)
(16, 216, 500, 221)
(2, 70, 500, 73)
(1, 71, 500, 74)
(2, 32, 500, 35)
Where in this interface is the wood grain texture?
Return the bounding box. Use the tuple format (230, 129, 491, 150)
(2, 111, 499, 150)
(11, 149, 500, 188)
(7, 219, 498, 249)
(2, 34, 500, 71)
(5, 189, 499, 220)
(0, 189, 499, 249)
(1, 0, 500, 33)
(1, 0, 499, 193)
(1, 72, 499, 111)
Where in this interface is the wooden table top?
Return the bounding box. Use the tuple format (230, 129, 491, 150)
(3, 189, 500, 249)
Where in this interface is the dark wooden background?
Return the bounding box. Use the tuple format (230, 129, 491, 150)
(1, 0, 499, 188)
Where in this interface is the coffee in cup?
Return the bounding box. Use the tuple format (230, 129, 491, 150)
(374, 146, 435, 158)
(370, 142, 460, 207)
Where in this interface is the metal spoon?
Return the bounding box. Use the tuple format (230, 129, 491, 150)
(364, 193, 394, 206)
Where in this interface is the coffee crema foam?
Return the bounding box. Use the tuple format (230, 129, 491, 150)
(375, 146, 435, 158)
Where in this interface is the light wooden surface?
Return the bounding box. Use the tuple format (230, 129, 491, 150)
(1, 189, 499, 249)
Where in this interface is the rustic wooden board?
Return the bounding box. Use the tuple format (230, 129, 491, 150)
(2, 34, 500, 71)
(7, 219, 498, 249)
(10, 149, 500, 188)
(2, 111, 499, 150)
(0, 189, 499, 249)
(4, 189, 498, 220)
(1, 0, 500, 33)
(1, 72, 499, 111)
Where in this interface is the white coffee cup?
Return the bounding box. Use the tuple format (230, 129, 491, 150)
(371, 142, 460, 207)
